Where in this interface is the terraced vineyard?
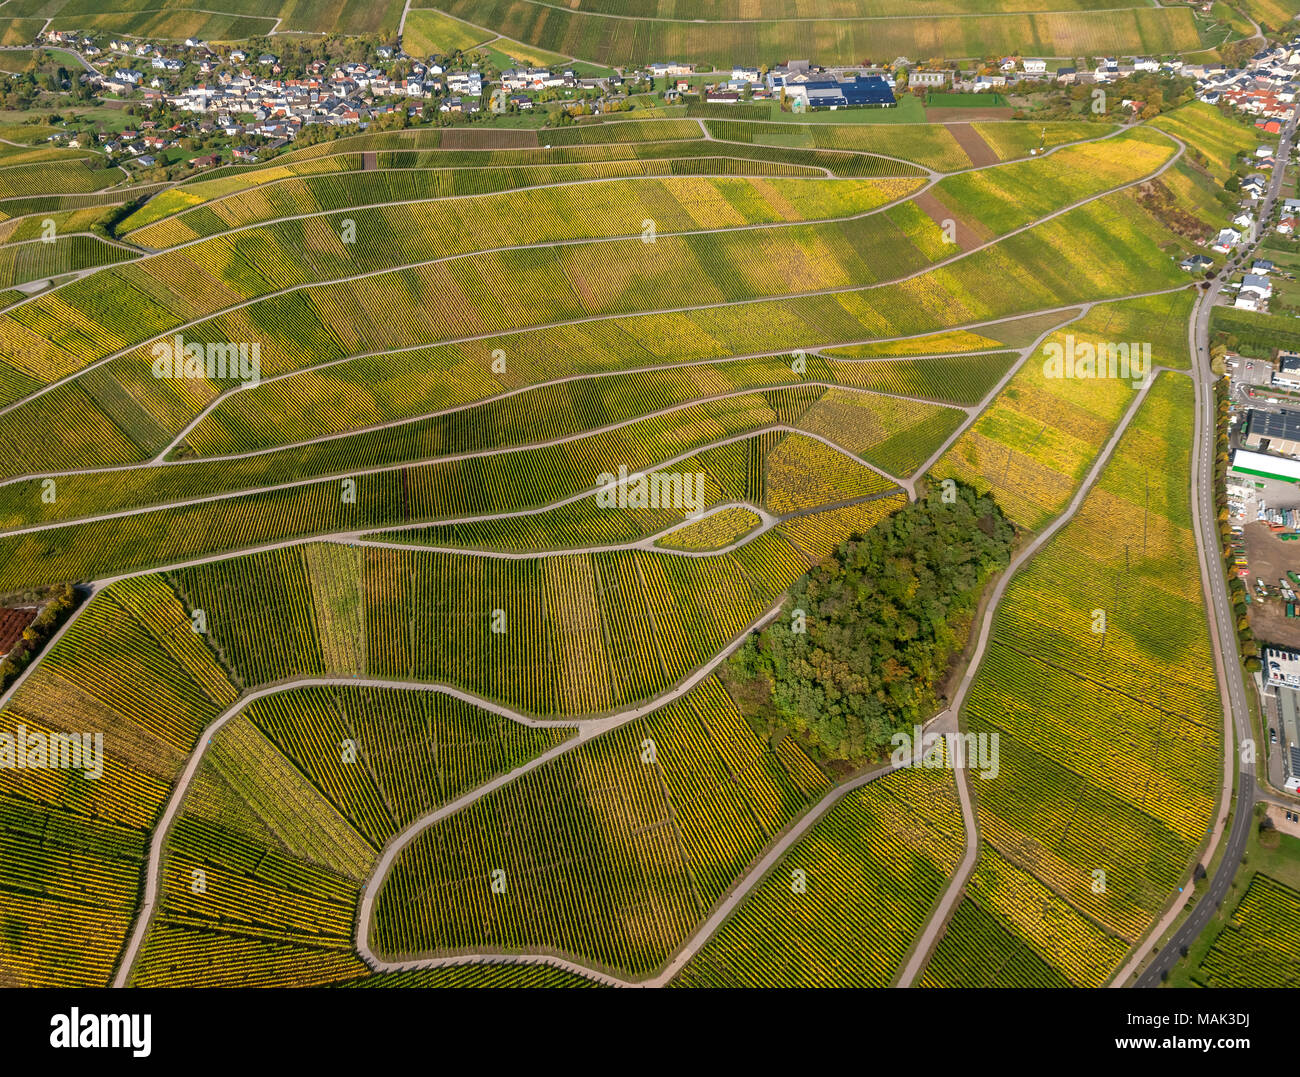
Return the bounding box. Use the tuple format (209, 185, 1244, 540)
(673, 759, 964, 987)
(415, 0, 1201, 67)
(0, 84, 1251, 997)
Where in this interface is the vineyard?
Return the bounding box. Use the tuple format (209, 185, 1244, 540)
(673, 760, 962, 987)
(0, 123, 1194, 483)
(416, 0, 1200, 67)
(369, 676, 824, 976)
(1191, 875, 1300, 988)
(129, 685, 572, 987)
(0, 85, 1244, 992)
(920, 373, 1221, 987)
(0, 576, 236, 986)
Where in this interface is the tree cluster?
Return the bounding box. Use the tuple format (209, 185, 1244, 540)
(727, 483, 1015, 763)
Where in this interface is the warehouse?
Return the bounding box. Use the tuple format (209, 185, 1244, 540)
(1242, 410, 1300, 457)
(785, 74, 896, 110)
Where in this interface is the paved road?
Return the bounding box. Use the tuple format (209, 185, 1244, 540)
(1132, 108, 1298, 987)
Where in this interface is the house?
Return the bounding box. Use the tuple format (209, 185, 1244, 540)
(731, 66, 760, 84)
(1253, 259, 1275, 274)
(1242, 272, 1273, 297)
(1279, 216, 1298, 235)
(1274, 355, 1300, 389)
(1180, 254, 1213, 272)
(648, 62, 693, 78)
(1022, 58, 1047, 74)
(1055, 66, 1077, 83)
(189, 153, 219, 167)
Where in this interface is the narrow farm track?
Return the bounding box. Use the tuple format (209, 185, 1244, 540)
(0, 122, 1168, 426)
(154, 341, 1014, 465)
(0, 283, 1190, 550)
(353, 501, 785, 558)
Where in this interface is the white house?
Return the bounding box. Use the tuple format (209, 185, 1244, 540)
(1022, 58, 1047, 74)
(1213, 227, 1243, 252)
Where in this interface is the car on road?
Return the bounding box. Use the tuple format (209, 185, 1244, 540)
(1270, 727, 1277, 744)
